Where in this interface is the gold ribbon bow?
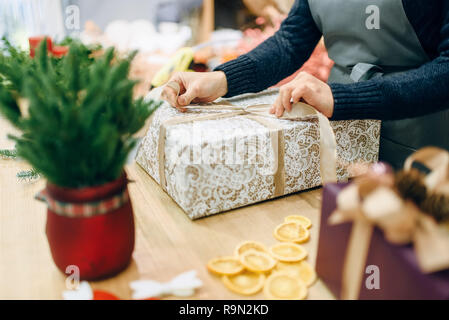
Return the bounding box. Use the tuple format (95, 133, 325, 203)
(154, 82, 338, 197)
(329, 147, 449, 300)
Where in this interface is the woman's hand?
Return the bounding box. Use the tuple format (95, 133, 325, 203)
(270, 72, 334, 118)
(161, 71, 228, 112)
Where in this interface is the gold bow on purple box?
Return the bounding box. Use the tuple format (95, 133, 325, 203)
(329, 147, 449, 300)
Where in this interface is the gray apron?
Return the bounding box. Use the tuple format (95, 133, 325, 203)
(308, 0, 449, 168)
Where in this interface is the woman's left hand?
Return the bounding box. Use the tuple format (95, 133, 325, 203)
(270, 72, 334, 118)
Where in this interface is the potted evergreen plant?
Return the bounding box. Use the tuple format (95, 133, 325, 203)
(0, 40, 160, 280)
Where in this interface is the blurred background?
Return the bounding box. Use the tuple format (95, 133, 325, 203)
(0, 0, 332, 97)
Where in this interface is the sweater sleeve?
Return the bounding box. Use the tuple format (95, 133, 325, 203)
(214, 0, 322, 97)
(330, 2, 449, 121)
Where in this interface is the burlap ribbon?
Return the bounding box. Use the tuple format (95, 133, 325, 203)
(329, 147, 449, 300)
(153, 83, 338, 198)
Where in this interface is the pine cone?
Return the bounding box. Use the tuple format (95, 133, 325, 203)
(394, 169, 427, 205)
(421, 194, 449, 223)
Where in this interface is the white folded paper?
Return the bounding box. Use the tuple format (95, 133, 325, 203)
(130, 270, 203, 299)
(62, 281, 93, 300)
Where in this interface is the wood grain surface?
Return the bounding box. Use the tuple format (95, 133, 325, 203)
(0, 116, 334, 300)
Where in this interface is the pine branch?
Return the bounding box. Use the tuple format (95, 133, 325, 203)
(0, 148, 17, 159)
(0, 40, 161, 188)
(17, 169, 41, 182)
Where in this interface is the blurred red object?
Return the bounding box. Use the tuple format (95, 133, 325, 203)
(29, 36, 52, 58)
(276, 39, 334, 86)
(237, 20, 334, 84)
(220, 49, 240, 64)
(93, 290, 120, 300)
(52, 45, 69, 58)
(44, 174, 135, 281)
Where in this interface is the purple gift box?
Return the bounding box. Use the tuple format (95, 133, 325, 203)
(316, 183, 449, 300)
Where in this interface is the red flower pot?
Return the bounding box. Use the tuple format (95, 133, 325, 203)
(43, 174, 135, 281)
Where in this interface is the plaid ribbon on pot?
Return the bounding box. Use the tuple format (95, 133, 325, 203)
(35, 188, 130, 218)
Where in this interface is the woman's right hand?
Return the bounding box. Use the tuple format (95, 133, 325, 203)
(161, 71, 228, 112)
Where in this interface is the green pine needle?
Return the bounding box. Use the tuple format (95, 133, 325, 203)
(17, 169, 40, 182)
(0, 148, 17, 159)
(0, 39, 161, 188)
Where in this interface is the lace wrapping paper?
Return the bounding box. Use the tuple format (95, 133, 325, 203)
(136, 89, 381, 219)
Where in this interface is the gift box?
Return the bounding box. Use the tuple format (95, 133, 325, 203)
(136, 88, 380, 219)
(316, 182, 449, 300)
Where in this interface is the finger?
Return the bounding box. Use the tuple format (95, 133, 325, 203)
(281, 87, 293, 112)
(291, 86, 306, 104)
(161, 73, 184, 105)
(271, 95, 282, 114)
(275, 102, 284, 118)
(164, 73, 190, 111)
(161, 85, 180, 108)
(273, 92, 285, 117)
(178, 85, 199, 106)
(166, 81, 181, 96)
(275, 89, 288, 117)
(169, 72, 187, 92)
(275, 102, 284, 117)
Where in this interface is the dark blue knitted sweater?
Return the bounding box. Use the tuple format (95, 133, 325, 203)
(215, 0, 449, 121)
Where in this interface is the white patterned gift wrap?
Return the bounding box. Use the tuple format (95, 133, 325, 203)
(135, 89, 381, 219)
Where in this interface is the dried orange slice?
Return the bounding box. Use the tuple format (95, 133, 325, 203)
(222, 271, 266, 295)
(207, 256, 244, 275)
(275, 261, 302, 278)
(296, 261, 317, 287)
(284, 215, 312, 229)
(234, 241, 268, 257)
(273, 222, 310, 243)
(275, 261, 317, 287)
(239, 250, 277, 273)
(264, 272, 307, 300)
(269, 243, 308, 262)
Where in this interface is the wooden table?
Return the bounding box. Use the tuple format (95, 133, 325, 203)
(0, 116, 334, 300)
